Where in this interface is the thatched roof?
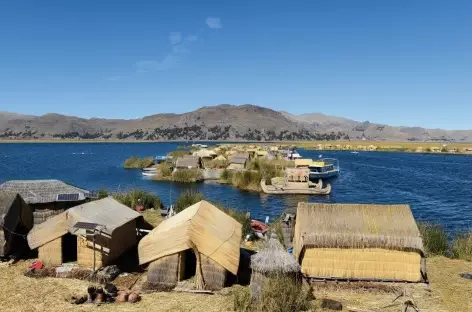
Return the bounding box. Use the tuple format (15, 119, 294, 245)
(251, 238, 300, 274)
(138, 200, 242, 275)
(215, 155, 227, 161)
(294, 203, 424, 257)
(193, 150, 214, 158)
(0, 180, 89, 204)
(27, 197, 141, 249)
(230, 153, 249, 164)
(175, 156, 201, 168)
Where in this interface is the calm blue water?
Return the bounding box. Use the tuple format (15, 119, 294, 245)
(0, 143, 471, 234)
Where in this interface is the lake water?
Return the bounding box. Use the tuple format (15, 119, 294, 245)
(0, 142, 471, 234)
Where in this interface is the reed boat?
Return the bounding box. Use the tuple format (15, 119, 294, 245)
(260, 179, 331, 195)
(141, 167, 158, 177)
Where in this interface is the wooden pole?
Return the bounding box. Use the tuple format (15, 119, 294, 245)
(92, 232, 96, 272)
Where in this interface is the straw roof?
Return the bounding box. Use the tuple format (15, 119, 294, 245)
(138, 200, 242, 274)
(175, 156, 201, 168)
(193, 150, 214, 158)
(0, 180, 89, 204)
(215, 155, 227, 161)
(251, 238, 300, 274)
(294, 203, 424, 257)
(27, 197, 141, 249)
(230, 153, 249, 164)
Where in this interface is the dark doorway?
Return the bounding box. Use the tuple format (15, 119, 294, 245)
(61, 233, 77, 263)
(180, 249, 197, 280)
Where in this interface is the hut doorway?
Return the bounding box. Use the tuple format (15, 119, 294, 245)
(61, 233, 77, 263)
(179, 249, 197, 280)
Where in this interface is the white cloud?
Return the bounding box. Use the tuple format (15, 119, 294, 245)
(205, 17, 222, 29)
(169, 32, 182, 45)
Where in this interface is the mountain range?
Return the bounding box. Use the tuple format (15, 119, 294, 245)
(0, 105, 470, 142)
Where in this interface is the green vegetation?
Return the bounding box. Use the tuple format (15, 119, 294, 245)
(174, 191, 205, 213)
(172, 169, 204, 183)
(220, 169, 233, 183)
(114, 189, 162, 209)
(452, 232, 472, 261)
(157, 162, 172, 177)
(233, 275, 313, 312)
(167, 150, 190, 159)
(419, 223, 449, 257)
(123, 156, 154, 168)
(232, 170, 263, 191)
(97, 188, 109, 199)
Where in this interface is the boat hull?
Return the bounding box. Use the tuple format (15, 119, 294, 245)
(260, 180, 331, 195)
(309, 170, 339, 180)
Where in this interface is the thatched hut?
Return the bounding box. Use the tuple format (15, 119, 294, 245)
(0, 180, 90, 225)
(27, 197, 141, 268)
(175, 156, 203, 169)
(227, 153, 249, 170)
(0, 192, 33, 258)
(293, 203, 426, 282)
(250, 237, 301, 299)
(139, 200, 242, 291)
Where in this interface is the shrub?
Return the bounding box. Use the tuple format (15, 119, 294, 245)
(233, 275, 313, 312)
(97, 188, 109, 199)
(157, 162, 172, 177)
(452, 232, 472, 261)
(220, 169, 233, 182)
(418, 222, 449, 257)
(123, 156, 154, 168)
(174, 191, 205, 213)
(172, 169, 203, 183)
(232, 170, 262, 191)
(168, 150, 190, 159)
(114, 189, 162, 210)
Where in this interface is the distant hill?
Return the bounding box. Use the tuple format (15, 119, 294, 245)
(1, 105, 471, 141)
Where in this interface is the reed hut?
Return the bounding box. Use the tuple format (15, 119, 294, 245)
(0, 180, 90, 225)
(250, 237, 301, 300)
(0, 192, 33, 258)
(215, 155, 227, 161)
(293, 203, 426, 282)
(27, 197, 141, 268)
(139, 200, 242, 291)
(227, 153, 249, 170)
(175, 156, 203, 169)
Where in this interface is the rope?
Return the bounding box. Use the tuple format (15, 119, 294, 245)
(0, 222, 28, 239)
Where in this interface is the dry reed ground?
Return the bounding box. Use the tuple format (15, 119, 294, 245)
(0, 257, 470, 312)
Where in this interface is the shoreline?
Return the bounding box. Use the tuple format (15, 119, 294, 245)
(2, 139, 472, 156)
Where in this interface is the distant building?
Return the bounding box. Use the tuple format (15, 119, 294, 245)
(175, 156, 203, 169)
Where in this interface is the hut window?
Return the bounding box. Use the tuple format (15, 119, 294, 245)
(61, 233, 78, 263)
(179, 249, 197, 280)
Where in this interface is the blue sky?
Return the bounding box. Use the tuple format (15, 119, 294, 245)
(0, 0, 471, 129)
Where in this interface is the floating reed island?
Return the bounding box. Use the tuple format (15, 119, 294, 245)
(125, 144, 333, 194)
(0, 179, 471, 312)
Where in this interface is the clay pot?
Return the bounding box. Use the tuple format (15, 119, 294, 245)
(128, 292, 140, 304)
(95, 293, 104, 304)
(117, 291, 129, 303)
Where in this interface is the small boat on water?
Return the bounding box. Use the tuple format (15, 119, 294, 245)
(351, 151, 359, 155)
(154, 156, 168, 164)
(308, 158, 340, 180)
(141, 167, 158, 177)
